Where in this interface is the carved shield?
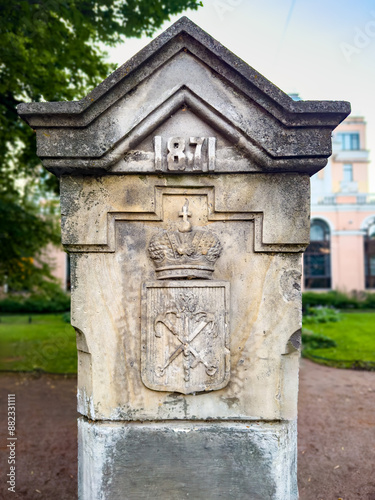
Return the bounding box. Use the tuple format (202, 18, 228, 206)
(141, 281, 230, 394)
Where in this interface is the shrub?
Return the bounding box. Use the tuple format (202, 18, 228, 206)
(302, 330, 337, 350)
(303, 306, 342, 323)
(0, 289, 70, 313)
(302, 291, 375, 311)
(363, 293, 375, 309)
(62, 312, 71, 323)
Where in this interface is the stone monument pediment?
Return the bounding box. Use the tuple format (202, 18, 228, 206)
(18, 17, 350, 177)
(109, 98, 265, 174)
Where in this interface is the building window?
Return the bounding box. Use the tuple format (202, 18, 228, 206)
(336, 132, 360, 150)
(343, 163, 353, 182)
(365, 221, 375, 289)
(304, 219, 331, 289)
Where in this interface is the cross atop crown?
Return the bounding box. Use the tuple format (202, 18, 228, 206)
(148, 197, 222, 279)
(178, 199, 192, 233)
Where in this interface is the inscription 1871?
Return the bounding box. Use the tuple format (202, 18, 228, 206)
(154, 136, 216, 172)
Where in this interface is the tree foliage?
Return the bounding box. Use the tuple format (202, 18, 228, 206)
(0, 191, 60, 291)
(0, 0, 202, 291)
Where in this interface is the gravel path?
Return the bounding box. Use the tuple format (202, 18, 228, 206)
(298, 359, 375, 500)
(0, 359, 374, 499)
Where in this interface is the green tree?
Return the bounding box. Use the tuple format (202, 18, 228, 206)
(0, 192, 60, 292)
(0, 0, 202, 292)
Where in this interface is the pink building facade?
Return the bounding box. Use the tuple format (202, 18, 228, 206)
(305, 116, 375, 292)
(48, 244, 70, 291)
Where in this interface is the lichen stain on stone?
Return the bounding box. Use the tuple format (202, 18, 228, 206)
(221, 396, 240, 409)
(280, 269, 301, 302)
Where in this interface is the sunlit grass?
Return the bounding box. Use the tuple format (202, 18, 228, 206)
(0, 314, 77, 373)
(303, 312, 375, 370)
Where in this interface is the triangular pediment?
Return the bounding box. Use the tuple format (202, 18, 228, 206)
(17, 16, 350, 176)
(111, 88, 264, 174)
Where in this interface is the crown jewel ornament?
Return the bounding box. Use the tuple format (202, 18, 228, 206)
(148, 199, 222, 279)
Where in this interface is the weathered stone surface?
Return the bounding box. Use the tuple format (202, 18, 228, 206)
(141, 281, 230, 395)
(78, 418, 298, 500)
(67, 173, 303, 421)
(60, 174, 311, 252)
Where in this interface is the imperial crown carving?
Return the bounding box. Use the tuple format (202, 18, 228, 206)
(148, 200, 222, 280)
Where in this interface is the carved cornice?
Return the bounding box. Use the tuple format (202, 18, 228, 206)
(17, 18, 350, 128)
(17, 17, 350, 178)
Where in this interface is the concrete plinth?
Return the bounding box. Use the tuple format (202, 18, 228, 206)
(78, 417, 297, 500)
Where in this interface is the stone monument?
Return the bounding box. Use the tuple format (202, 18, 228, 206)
(18, 17, 350, 499)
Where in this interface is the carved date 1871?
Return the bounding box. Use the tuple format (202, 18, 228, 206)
(154, 136, 216, 172)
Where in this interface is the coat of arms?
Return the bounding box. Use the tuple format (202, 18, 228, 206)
(141, 200, 230, 394)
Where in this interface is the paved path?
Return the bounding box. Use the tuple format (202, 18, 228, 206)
(0, 359, 374, 499)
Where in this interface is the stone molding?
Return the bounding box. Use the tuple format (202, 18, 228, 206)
(17, 17, 350, 177)
(61, 181, 309, 253)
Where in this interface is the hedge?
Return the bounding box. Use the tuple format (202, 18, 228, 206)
(302, 291, 375, 310)
(0, 293, 70, 313)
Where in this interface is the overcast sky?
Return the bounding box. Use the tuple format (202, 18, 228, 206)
(107, 0, 375, 188)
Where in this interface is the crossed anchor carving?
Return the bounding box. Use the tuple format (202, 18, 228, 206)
(154, 292, 218, 382)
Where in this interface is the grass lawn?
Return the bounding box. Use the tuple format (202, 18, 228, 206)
(0, 314, 77, 373)
(0, 312, 374, 374)
(303, 312, 375, 370)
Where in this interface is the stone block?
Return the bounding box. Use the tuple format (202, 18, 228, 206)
(68, 173, 304, 421)
(78, 418, 298, 500)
